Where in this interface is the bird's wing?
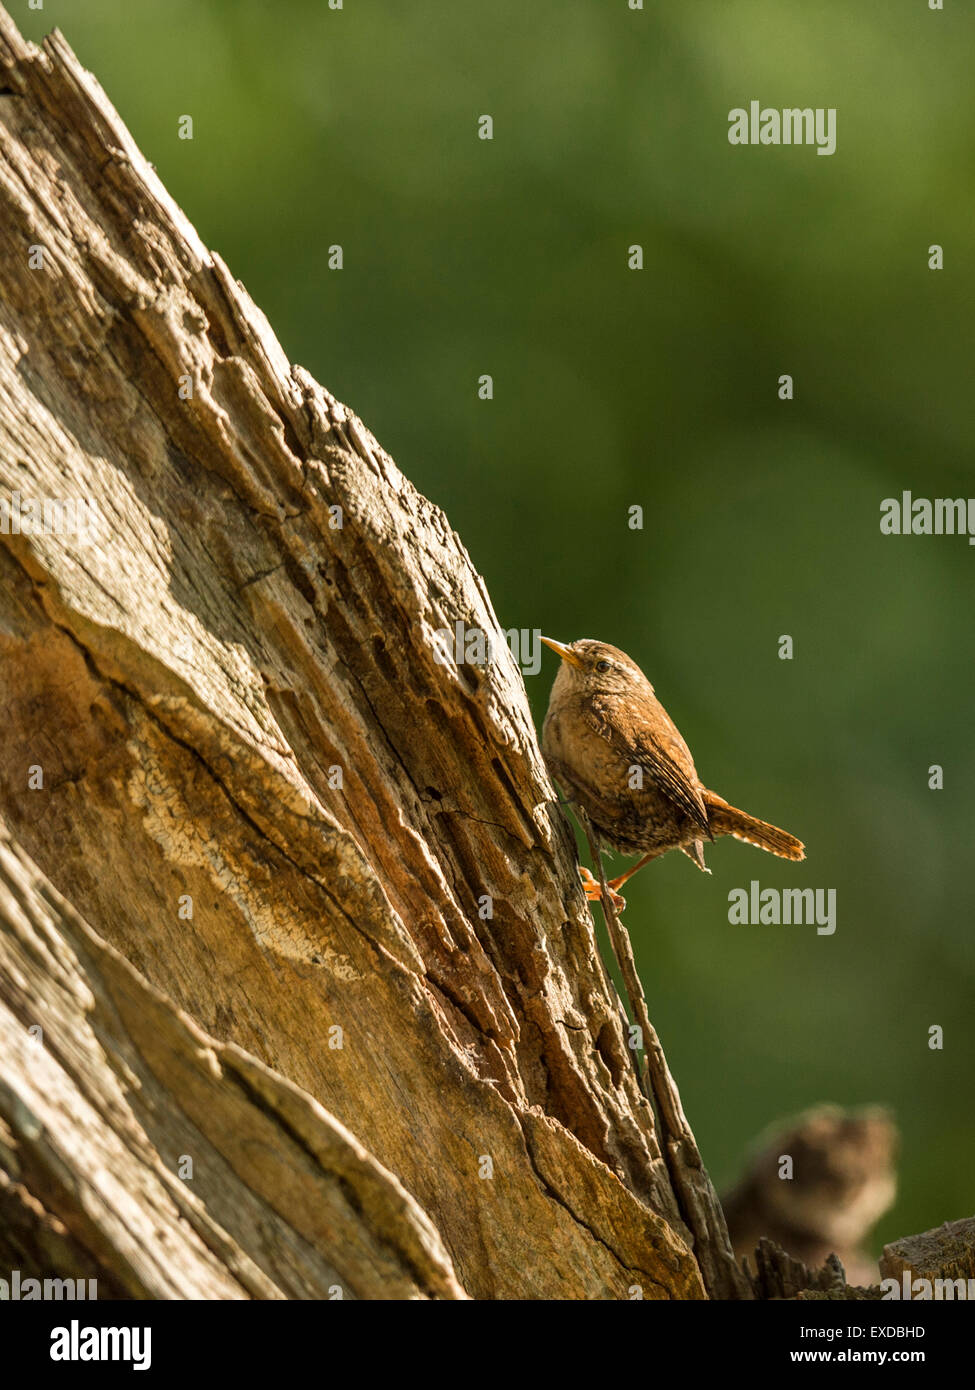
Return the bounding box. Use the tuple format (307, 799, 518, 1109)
(593, 703, 711, 837)
(635, 730, 711, 835)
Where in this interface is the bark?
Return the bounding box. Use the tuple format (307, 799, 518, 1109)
(880, 1219, 975, 1289)
(751, 1219, 975, 1301)
(0, 822, 464, 1300)
(0, 6, 743, 1298)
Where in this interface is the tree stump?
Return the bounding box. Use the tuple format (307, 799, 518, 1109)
(0, 5, 747, 1299)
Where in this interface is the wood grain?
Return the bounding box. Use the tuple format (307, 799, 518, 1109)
(0, 5, 732, 1298)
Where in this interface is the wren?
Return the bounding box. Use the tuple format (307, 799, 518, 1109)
(540, 637, 804, 906)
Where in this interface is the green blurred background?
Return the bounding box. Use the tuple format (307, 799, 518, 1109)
(24, 0, 974, 1254)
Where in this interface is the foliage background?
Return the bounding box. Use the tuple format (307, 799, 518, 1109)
(24, 0, 974, 1255)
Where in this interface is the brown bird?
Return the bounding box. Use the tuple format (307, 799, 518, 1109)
(541, 637, 804, 907)
(721, 1105, 897, 1287)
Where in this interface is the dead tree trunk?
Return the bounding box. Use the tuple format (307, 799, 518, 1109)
(0, 7, 746, 1299)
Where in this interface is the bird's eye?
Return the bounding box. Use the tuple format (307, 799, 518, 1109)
(595, 659, 611, 673)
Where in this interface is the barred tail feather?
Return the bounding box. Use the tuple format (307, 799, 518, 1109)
(704, 791, 805, 862)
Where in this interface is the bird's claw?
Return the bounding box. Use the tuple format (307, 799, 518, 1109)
(578, 866, 626, 914)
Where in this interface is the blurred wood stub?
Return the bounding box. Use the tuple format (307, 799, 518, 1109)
(880, 1218, 975, 1289)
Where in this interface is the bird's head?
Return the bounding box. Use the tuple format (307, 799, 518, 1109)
(540, 637, 653, 699)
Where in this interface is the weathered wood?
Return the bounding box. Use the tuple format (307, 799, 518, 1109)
(0, 6, 735, 1298)
(749, 1241, 849, 1301)
(880, 1218, 975, 1290)
(0, 820, 466, 1299)
(743, 1217, 975, 1302)
(583, 817, 748, 1297)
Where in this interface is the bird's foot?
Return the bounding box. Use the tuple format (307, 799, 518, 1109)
(579, 866, 626, 913)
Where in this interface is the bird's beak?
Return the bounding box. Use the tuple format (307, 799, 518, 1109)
(541, 636, 584, 669)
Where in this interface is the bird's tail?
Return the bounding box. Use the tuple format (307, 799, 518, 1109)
(704, 791, 805, 861)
